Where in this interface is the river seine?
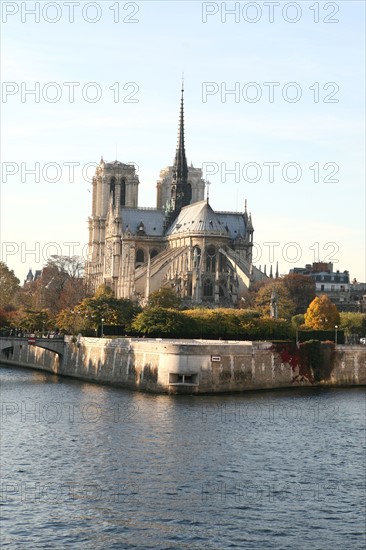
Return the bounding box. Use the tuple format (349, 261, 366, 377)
(0, 364, 365, 549)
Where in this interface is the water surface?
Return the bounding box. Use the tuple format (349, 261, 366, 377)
(1, 364, 365, 549)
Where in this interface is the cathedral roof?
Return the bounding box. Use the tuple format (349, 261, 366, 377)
(216, 211, 247, 240)
(121, 208, 165, 236)
(166, 200, 229, 236)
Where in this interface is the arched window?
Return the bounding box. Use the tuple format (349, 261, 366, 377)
(219, 253, 226, 272)
(150, 249, 158, 259)
(188, 281, 192, 296)
(136, 249, 145, 266)
(120, 178, 126, 206)
(203, 278, 213, 297)
(206, 245, 216, 272)
(110, 177, 116, 205)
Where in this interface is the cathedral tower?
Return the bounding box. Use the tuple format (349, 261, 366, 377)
(156, 88, 205, 211)
(87, 159, 139, 290)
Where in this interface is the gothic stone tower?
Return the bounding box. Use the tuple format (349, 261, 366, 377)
(87, 160, 139, 290)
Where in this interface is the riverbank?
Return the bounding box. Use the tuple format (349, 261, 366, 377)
(0, 336, 365, 394)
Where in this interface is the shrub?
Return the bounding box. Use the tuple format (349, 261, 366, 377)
(132, 307, 189, 337)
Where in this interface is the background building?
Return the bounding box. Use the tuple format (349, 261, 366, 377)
(290, 262, 366, 311)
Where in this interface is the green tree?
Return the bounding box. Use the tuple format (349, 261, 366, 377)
(77, 296, 139, 331)
(0, 308, 16, 333)
(147, 288, 181, 309)
(56, 287, 140, 335)
(0, 262, 20, 308)
(255, 281, 295, 319)
(282, 274, 316, 314)
(55, 308, 89, 335)
(339, 312, 366, 339)
(94, 284, 114, 299)
(11, 308, 51, 333)
(291, 314, 305, 329)
(304, 295, 340, 330)
(132, 307, 188, 337)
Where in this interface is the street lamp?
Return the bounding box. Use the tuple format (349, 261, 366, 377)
(101, 318, 104, 338)
(335, 325, 338, 345)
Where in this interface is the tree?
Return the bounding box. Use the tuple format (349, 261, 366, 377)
(77, 294, 139, 331)
(11, 308, 52, 333)
(0, 262, 20, 308)
(282, 274, 316, 314)
(0, 308, 17, 333)
(55, 308, 90, 335)
(47, 255, 84, 279)
(132, 307, 188, 337)
(18, 255, 88, 315)
(238, 280, 267, 309)
(43, 255, 87, 312)
(147, 288, 181, 309)
(56, 287, 140, 335)
(255, 281, 295, 319)
(291, 314, 305, 329)
(339, 312, 366, 339)
(304, 295, 340, 330)
(94, 284, 114, 299)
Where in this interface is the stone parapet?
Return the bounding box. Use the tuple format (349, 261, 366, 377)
(1, 338, 365, 394)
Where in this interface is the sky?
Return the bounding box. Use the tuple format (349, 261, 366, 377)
(1, 0, 365, 283)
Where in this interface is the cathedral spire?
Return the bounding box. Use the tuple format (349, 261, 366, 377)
(170, 82, 191, 216)
(173, 82, 188, 188)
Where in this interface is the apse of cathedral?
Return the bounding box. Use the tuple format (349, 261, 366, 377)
(86, 87, 266, 305)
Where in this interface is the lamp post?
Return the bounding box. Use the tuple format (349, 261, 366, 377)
(335, 325, 338, 345)
(101, 318, 104, 338)
(91, 315, 97, 337)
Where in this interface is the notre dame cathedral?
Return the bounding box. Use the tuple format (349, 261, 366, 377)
(86, 87, 266, 305)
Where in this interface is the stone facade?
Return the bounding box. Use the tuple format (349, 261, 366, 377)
(86, 89, 265, 305)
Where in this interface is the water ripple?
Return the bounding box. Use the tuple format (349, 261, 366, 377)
(1, 365, 365, 549)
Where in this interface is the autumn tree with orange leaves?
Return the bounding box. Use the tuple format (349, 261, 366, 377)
(304, 295, 340, 330)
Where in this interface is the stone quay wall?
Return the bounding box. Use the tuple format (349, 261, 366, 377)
(1, 336, 365, 394)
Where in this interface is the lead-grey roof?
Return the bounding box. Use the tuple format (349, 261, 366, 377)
(120, 202, 248, 239)
(121, 208, 165, 236)
(216, 212, 247, 239)
(166, 200, 229, 236)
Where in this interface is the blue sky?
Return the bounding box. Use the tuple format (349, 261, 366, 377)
(1, 0, 365, 282)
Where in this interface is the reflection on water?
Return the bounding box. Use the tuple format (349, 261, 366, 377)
(1, 364, 365, 549)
